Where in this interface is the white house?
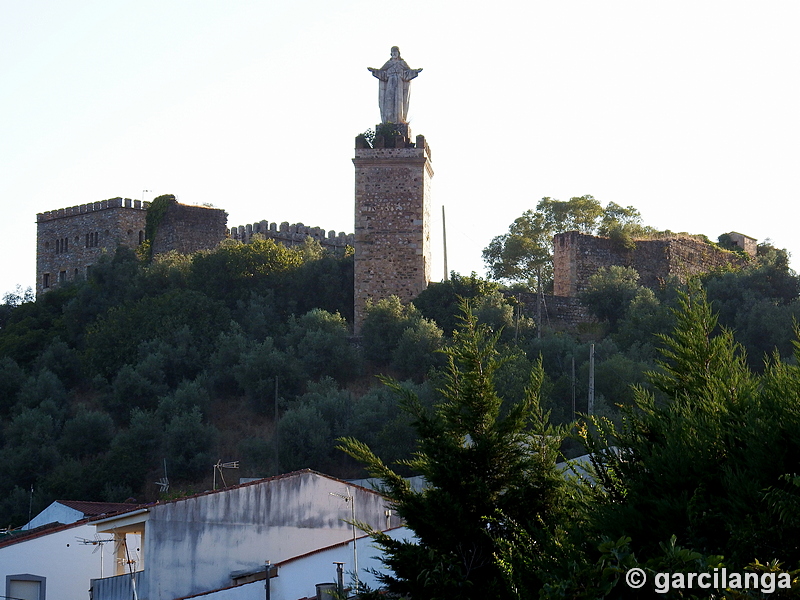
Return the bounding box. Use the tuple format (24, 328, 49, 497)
(23, 500, 138, 530)
(172, 527, 414, 600)
(89, 469, 399, 600)
(0, 519, 121, 600)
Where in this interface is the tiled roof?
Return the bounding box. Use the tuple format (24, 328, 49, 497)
(57, 500, 140, 517)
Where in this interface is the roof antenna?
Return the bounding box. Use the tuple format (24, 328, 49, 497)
(155, 459, 169, 494)
(213, 460, 240, 490)
(77, 535, 114, 578)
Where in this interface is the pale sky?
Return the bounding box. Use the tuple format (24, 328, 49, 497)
(2, 1, 798, 298)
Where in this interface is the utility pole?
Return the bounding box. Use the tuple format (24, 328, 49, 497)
(588, 344, 595, 415)
(571, 355, 576, 421)
(442, 205, 448, 281)
(274, 377, 280, 473)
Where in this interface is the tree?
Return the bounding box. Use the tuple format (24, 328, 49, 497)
(338, 304, 572, 599)
(582, 285, 800, 568)
(483, 196, 657, 290)
(578, 265, 656, 330)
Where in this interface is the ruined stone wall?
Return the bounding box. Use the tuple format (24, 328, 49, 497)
(553, 231, 750, 297)
(229, 220, 354, 251)
(353, 134, 433, 333)
(36, 198, 148, 296)
(150, 201, 228, 256)
(513, 292, 596, 330)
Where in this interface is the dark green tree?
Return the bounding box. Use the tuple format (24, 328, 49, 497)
(483, 197, 658, 290)
(338, 305, 572, 599)
(579, 266, 656, 331)
(583, 285, 800, 567)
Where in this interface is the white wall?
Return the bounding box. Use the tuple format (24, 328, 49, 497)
(0, 522, 116, 600)
(179, 527, 414, 600)
(24, 502, 84, 530)
(121, 472, 393, 600)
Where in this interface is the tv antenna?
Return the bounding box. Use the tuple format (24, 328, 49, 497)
(77, 535, 114, 578)
(213, 460, 239, 490)
(155, 458, 169, 493)
(330, 487, 359, 590)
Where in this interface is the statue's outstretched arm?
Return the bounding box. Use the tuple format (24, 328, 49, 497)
(368, 67, 388, 81)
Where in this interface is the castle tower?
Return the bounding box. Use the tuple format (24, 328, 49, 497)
(35, 198, 148, 296)
(353, 47, 432, 333)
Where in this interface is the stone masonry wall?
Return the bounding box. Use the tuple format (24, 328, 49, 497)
(151, 200, 228, 256)
(513, 291, 595, 330)
(553, 231, 750, 297)
(229, 220, 354, 251)
(353, 135, 433, 333)
(36, 198, 148, 296)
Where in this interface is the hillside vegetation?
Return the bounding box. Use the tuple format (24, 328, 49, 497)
(0, 230, 798, 535)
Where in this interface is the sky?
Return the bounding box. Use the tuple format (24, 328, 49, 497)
(2, 1, 799, 298)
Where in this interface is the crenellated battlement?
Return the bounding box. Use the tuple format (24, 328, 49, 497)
(37, 197, 149, 222)
(229, 220, 354, 249)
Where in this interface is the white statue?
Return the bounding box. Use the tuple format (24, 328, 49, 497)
(368, 47, 423, 124)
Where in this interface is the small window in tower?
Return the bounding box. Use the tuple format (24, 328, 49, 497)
(64, 237, 68, 252)
(139, 231, 144, 245)
(86, 233, 90, 248)
(59, 271, 66, 283)
(74, 268, 79, 278)
(43, 273, 50, 288)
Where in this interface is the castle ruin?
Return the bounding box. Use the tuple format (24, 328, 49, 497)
(35, 195, 353, 297)
(553, 231, 753, 297)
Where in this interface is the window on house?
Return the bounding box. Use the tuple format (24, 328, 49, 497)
(6, 574, 46, 600)
(43, 273, 50, 288)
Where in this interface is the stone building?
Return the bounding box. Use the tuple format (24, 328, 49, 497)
(552, 231, 753, 298)
(352, 133, 433, 333)
(36, 198, 149, 296)
(35, 195, 353, 298)
(149, 197, 228, 256)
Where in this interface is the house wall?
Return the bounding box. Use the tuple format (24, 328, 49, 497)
(140, 472, 391, 600)
(24, 502, 84, 529)
(174, 527, 414, 600)
(0, 522, 116, 600)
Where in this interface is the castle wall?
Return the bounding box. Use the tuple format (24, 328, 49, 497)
(553, 231, 750, 297)
(228, 220, 354, 251)
(513, 292, 596, 330)
(36, 198, 148, 296)
(353, 135, 433, 333)
(150, 201, 228, 256)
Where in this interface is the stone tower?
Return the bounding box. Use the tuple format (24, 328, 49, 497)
(36, 198, 148, 296)
(354, 47, 432, 334)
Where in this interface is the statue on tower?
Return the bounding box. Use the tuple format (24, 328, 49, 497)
(368, 47, 422, 124)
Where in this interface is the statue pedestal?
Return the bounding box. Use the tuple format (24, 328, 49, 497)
(352, 136, 434, 334)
